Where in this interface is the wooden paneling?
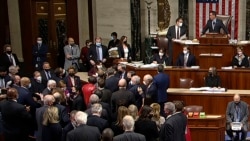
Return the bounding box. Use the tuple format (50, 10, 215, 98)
(66, 0, 79, 44)
(126, 66, 250, 89)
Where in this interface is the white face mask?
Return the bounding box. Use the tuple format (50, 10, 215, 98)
(97, 65, 102, 69)
(36, 76, 42, 82)
(179, 23, 183, 27)
(183, 50, 188, 54)
(159, 53, 164, 56)
(37, 41, 42, 44)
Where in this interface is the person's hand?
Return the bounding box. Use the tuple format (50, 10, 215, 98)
(102, 58, 107, 63)
(66, 54, 72, 59)
(152, 61, 157, 64)
(227, 34, 231, 38)
(25, 105, 30, 112)
(90, 60, 95, 65)
(172, 38, 176, 41)
(35, 93, 44, 101)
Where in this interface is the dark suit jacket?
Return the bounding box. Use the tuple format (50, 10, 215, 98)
(87, 115, 109, 132)
(0, 99, 31, 141)
(71, 94, 86, 111)
(166, 25, 187, 40)
(30, 78, 46, 94)
(54, 103, 70, 127)
(134, 119, 159, 141)
(129, 84, 144, 109)
(32, 43, 48, 67)
(87, 44, 109, 62)
(232, 54, 249, 68)
(142, 83, 158, 105)
(66, 124, 101, 141)
(118, 44, 132, 60)
(153, 72, 170, 103)
(105, 75, 120, 92)
(202, 18, 229, 34)
(111, 88, 135, 114)
(62, 122, 74, 141)
(100, 88, 112, 104)
(42, 123, 62, 141)
(63, 75, 82, 91)
(0, 75, 12, 88)
(176, 53, 196, 67)
(113, 131, 146, 141)
(108, 39, 120, 49)
(152, 54, 170, 65)
(0, 53, 20, 69)
(40, 69, 55, 87)
(42, 87, 52, 95)
(159, 112, 187, 141)
(36, 106, 48, 141)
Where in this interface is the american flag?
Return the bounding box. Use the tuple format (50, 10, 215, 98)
(196, 0, 239, 39)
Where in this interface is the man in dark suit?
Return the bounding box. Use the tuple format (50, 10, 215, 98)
(0, 44, 20, 70)
(202, 11, 230, 37)
(129, 75, 144, 109)
(113, 115, 146, 141)
(87, 103, 109, 132)
(108, 32, 120, 49)
(97, 78, 112, 104)
(30, 71, 46, 98)
(159, 101, 187, 141)
(105, 67, 120, 93)
(42, 79, 57, 95)
(0, 88, 32, 141)
(111, 79, 135, 118)
(226, 94, 249, 141)
(176, 46, 196, 67)
(153, 65, 170, 117)
(40, 62, 55, 88)
(0, 66, 12, 89)
(166, 17, 187, 65)
(36, 95, 55, 141)
(32, 37, 48, 70)
(87, 36, 109, 67)
(62, 110, 77, 141)
(63, 66, 82, 91)
(142, 74, 157, 105)
(66, 111, 101, 141)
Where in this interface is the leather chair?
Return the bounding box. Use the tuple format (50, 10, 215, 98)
(184, 105, 203, 113)
(179, 78, 194, 88)
(216, 14, 232, 34)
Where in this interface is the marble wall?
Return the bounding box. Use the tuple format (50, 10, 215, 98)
(93, 0, 131, 46)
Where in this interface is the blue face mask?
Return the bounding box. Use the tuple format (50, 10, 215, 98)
(96, 43, 101, 47)
(111, 36, 114, 40)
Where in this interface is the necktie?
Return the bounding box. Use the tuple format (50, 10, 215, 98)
(71, 46, 74, 55)
(184, 54, 188, 67)
(96, 47, 100, 61)
(38, 44, 41, 50)
(212, 21, 215, 30)
(0, 78, 4, 88)
(9, 55, 13, 65)
(177, 27, 180, 39)
(46, 71, 51, 80)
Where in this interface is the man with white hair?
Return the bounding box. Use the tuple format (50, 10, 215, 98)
(36, 95, 55, 141)
(42, 79, 56, 95)
(66, 111, 101, 141)
(87, 103, 108, 132)
(128, 75, 144, 109)
(113, 115, 146, 141)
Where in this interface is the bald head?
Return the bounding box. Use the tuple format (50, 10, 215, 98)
(123, 115, 135, 131)
(143, 74, 153, 85)
(118, 79, 127, 88)
(20, 77, 30, 87)
(89, 94, 99, 104)
(233, 94, 241, 103)
(131, 75, 140, 85)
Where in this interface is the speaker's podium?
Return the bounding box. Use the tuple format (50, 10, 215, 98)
(199, 33, 229, 45)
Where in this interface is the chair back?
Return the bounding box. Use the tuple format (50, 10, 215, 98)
(216, 14, 232, 34)
(179, 78, 194, 88)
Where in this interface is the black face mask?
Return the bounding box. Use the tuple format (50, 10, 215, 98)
(208, 72, 213, 76)
(123, 41, 127, 44)
(69, 73, 75, 77)
(148, 114, 153, 119)
(44, 69, 50, 72)
(70, 43, 75, 46)
(6, 51, 12, 54)
(235, 101, 240, 105)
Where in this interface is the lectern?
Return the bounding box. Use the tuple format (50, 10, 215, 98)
(199, 33, 229, 45)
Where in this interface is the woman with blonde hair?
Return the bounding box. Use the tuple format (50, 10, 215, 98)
(42, 106, 62, 141)
(150, 103, 165, 131)
(111, 106, 129, 136)
(128, 104, 139, 121)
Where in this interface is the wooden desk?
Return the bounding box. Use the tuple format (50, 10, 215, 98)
(172, 41, 250, 69)
(188, 115, 225, 141)
(126, 66, 250, 89)
(167, 88, 250, 117)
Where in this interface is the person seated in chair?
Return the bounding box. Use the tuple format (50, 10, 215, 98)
(152, 49, 170, 65)
(201, 11, 230, 37)
(232, 46, 249, 68)
(204, 67, 221, 88)
(176, 46, 196, 67)
(226, 94, 249, 141)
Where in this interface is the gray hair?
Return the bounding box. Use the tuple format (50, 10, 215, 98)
(91, 103, 102, 114)
(122, 115, 135, 131)
(47, 80, 56, 87)
(89, 94, 99, 104)
(43, 95, 55, 105)
(75, 111, 88, 125)
(164, 102, 176, 113)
